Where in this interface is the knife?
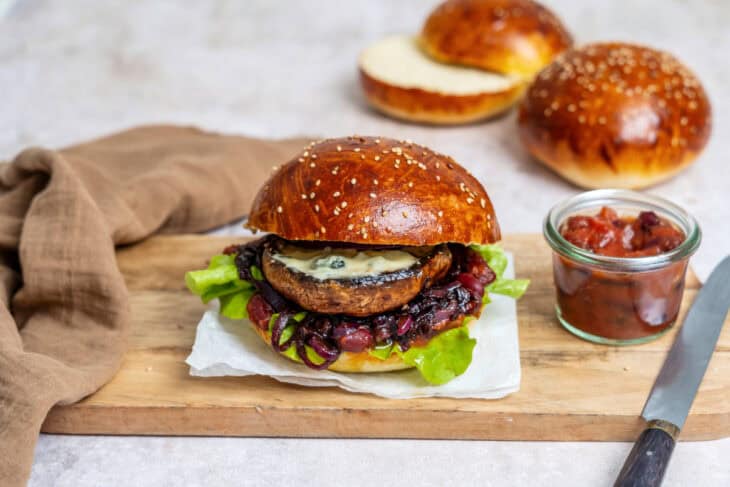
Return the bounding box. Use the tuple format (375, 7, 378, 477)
(614, 256, 730, 487)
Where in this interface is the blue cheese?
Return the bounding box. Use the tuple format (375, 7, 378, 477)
(271, 245, 419, 280)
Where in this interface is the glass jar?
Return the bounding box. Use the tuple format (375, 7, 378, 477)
(543, 189, 701, 345)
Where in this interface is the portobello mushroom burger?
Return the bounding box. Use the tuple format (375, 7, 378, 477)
(185, 136, 528, 384)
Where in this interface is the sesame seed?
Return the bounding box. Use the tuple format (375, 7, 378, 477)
(364, 216, 370, 223)
(480, 198, 486, 208)
(347, 224, 354, 230)
(435, 162, 440, 168)
(311, 154, 317, 159)
(320, 226, 326, 234)
(333, 191, 341, 197)
(436, 175, 441, 182)
(301, 194, 307, 200)
(402, 211, 408, 218)
(341, 201, 347, 208)
(333, 207, 341, 215)
(375, 139, 381, 143)
(361, 155, 365, 159)
(408, 181, 413, 188)
(417, 162, 426, 170)
(466, 197, 474, 204)
(309, 162, 316, 168)
(336, 145, 342, 151)
(309, 192, 315, 199)
(314, 204, 320, 212)
(303, 151, 309, 157)
(348, 212, 353, 218)
(370, 193, 376, 198)
(373, 179, 379, 185)
(374, 156, 380, 161)
(351, 178, 357, 185)
(298, 158, 305, 162)
(354, 148, 360, 152)
(315, 179, 321, 186)
(277, 206, 283, 213)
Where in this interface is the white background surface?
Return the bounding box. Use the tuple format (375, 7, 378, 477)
(1, 0, 728, 485)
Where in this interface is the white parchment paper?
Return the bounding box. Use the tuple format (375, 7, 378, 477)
(186, 255, 521, 399)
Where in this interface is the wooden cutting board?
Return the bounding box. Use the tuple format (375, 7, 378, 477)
(41, 234, 730, 441)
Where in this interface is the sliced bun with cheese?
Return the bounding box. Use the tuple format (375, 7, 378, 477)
(357, 0, 572, 124)
(518, 42, 712, 189)
(185, 136, 529, 384)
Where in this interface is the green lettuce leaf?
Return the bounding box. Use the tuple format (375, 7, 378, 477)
(219, 288, 255, 319)
(488, 278, 530, 299)
(397, 326, 476, 385)
(185, 254, 257, 320)
(469, 244, 529, 299)
(368, 342, 395, 361)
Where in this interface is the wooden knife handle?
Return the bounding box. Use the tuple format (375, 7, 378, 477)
(614, 420, 679, 487)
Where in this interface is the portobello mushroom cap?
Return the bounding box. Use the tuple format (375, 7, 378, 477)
(262, 241, 453, 316)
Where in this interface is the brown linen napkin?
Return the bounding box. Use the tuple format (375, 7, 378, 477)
(0, 125, 308, 486)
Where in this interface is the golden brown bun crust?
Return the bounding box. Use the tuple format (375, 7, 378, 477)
(517, 43, 712, 189)
(420, 0, 572, 79)
(247, 136, 500, 246)
(359, 68, 525, 124)
(249, 316, 472, 373)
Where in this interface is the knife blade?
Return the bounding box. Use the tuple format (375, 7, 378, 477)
(615, 256, 730, 487)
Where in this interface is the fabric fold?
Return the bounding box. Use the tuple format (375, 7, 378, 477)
(0, 126, 307, 486)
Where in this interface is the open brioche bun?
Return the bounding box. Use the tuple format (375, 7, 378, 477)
(518, 43, 712, 189)
(247, 135, 501, 245)
(420, 0, 572, 79)
(359, 35, 525, 124)
(250, 316, 473, 373)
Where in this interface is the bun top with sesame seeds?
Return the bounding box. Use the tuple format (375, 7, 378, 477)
(517, 42, 712, 189)
(246, 136, 500, 246)
(420, 0, 572, 80)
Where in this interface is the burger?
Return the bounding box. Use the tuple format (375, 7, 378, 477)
(185, 136, 528, 384)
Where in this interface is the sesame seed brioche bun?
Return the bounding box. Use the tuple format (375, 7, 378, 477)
(247, 136, 500, 246)
(359, 35, 525, 124)
(517, 43, 712, 189)
(420, 0, 573, 80)
(250, 315, 473, 373)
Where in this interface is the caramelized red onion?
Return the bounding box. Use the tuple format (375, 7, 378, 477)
(234, 238, 495, 370)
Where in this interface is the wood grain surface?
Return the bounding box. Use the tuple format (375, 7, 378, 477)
(41, 234, 730, 441)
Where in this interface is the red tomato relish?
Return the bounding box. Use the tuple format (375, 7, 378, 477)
(554, 207, 687, 342)
(560, 206, 685, 257)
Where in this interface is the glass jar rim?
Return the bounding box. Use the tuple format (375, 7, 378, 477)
(543, 189, 701, 272)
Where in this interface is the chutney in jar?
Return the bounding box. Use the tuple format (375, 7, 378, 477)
(544, 190, 700, 346)
(555, 206, 687, 341)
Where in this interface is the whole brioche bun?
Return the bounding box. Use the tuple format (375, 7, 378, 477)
(359, 35, 525, 124)
(518, 43, 712, 189)
(420, 0, 572, 79)
(250, 316, 471, 373)
(247, 136, 500, 245)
